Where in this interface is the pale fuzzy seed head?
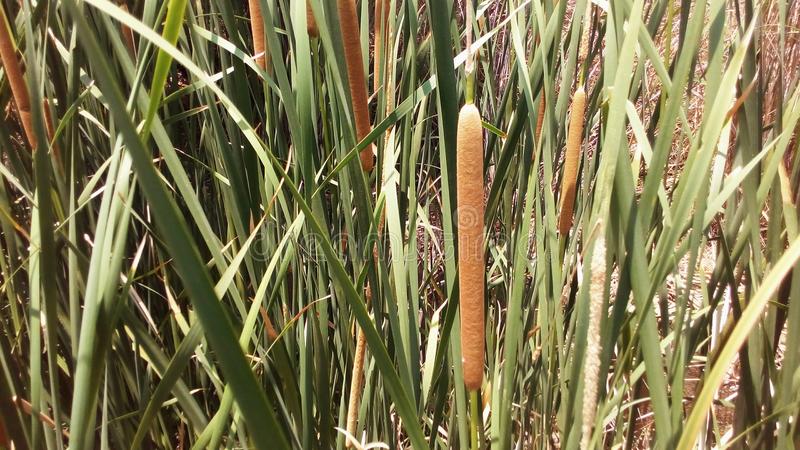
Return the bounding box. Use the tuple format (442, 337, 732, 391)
(589, 236, 606, 301)
(582, 236, 606, 449)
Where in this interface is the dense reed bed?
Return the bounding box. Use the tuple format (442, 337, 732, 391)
(0, 0, 799, 449)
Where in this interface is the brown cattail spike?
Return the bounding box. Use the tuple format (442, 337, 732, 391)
(259, 307, 280, 342)
(337, 0, 374, 171)
(557, 86, 586, 237)
(42, 99, 62, 165)
(345, 325, 366, 448)
(306, 1, 318, 38)
(457, 103, 485, 391)
(248, 0, 267, 70)
(535, 94, 546, 146)
(119, 3, 137, 57)
(0, 4, 35, 150)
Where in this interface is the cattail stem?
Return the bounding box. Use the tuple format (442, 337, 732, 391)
(470, 390, 480, 450)
(0, 3, 35, 151)
(557, 86, 586, 238)
(457, 102, 485, 392)
(337, 0, 374, 171)
(306, 1, 318, 38)
(248, 0, 268, 71)
(581, 235, 606, 449)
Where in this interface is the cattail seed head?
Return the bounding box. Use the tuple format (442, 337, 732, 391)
(337, 0, 374, 171)
(457, 103, 485, 391)
(581, 235, 606, 449)
(306, 1, 318, 38)
(557, 86, 586, 237)
(0, 4, 35, 150)
(345, 325, 367, 448)
(345, 283, 374, 448)
(119, 3, 137, 57)
(42, 99, 61, 164)
(534, 94, 546, 146)
(248, 0, 268, 70)
(258, 307, 280, 342)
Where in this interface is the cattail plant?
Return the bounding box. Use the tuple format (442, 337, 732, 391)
(457, 5, 485, 448)
(344, 212, 386, 447)
(557, 86, 586, 237)
(582, 233, 606, 449)
(558, 3, 591, 238)
(337, 0, 374, 171)
(248, 0, 267, 70)
(306, 1, 318, 38)
(0, 3, 35, 150)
